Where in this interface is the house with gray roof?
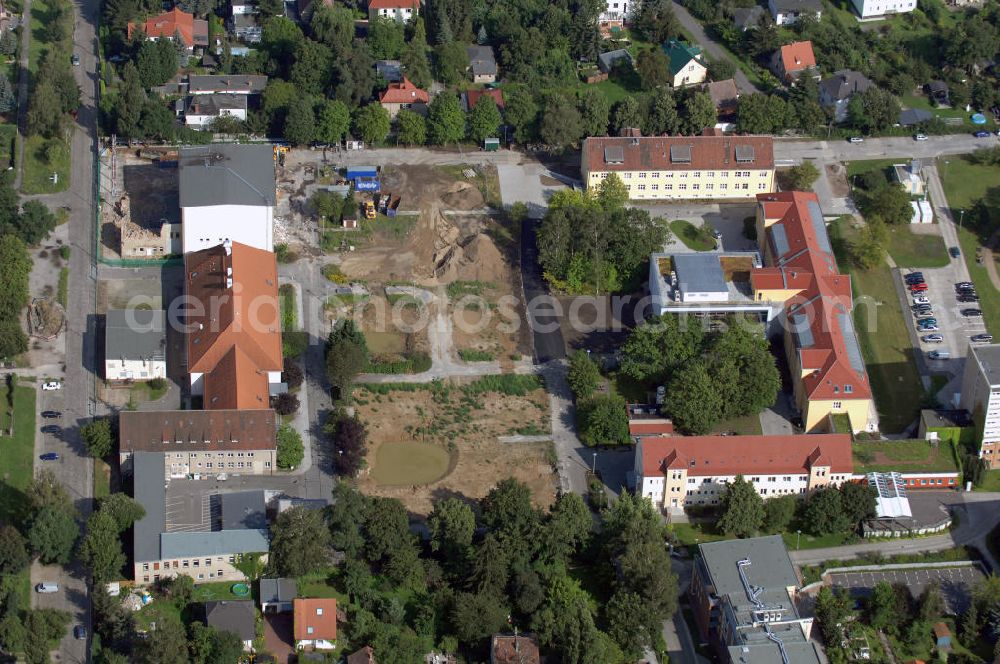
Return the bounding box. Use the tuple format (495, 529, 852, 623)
(131, 452, 270, 586)
(104, 309, 167, 382)
(466, 45, 497, 83)
(260, 578, 297, 613)
(183, 94, 248, 129)
(204, 600, 257, 650)
(691, 536, 822, 664)
(178, 144, 276, 253)
(819, 70, 874, 122)
(598, 49, 633, 74)
(731, 5, 765, 30)
(768, 0, 822, 25)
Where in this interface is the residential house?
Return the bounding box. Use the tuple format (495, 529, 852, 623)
(892, 160, 924, 196)
(368, 0, 419, 22)
(462, 88, 504, 113)
(770, 40, 817, 84)
(231, 0, 255, 15)
(103, 309, 167, 382)
(128, 8, 208, 50)
(898, 108, 933, 126)
(184, 241, 283, 408)
(706, 78, 740, 121)
(230, 6, 262, 43)
(378, 77, 429, 118)
(118, 408, 278, 477)
(851, 0, 916, 18)
(768, 0, 822, 25)
(756, 191, 877, 433)
(375, 60, 403, 83)
(635, 434, 854, 511)
(347, 647, 377, 664)
(184, 94, 247, 128)
(580, 132, 775, 200)
(466, 45, 497, 83)
(664, 39, 708, 87)
(928, 80, 950, 106)
(690, 536, 821, 663)
(598, 0, 628, 34)
(188, 75, 268, 95)
(260, 578, 297, 613)
(131, 453, 270, 585)
(490, 634, 540, 664)
(819, 69, 873, 122)
(731, 5, 765, 30)
(294, 598, 337, 650)
(597, 48, 633, 74)
(179, 144, 276, 252)
(960, 344, 1000, 469)
(204, 600, 257, 651)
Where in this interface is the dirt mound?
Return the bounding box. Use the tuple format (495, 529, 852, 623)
(440, 181, 484, 211)
(434, 231, 508, 283)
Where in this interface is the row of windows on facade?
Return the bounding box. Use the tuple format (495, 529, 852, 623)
(170, 461, 270, 469)
(143, 571, 224, 583)
(171, 451, 256, 457)
(662, 473, 848, 483)
(600, 170, 765, 179)
(659, 487, 808, 496)
(143, 556, 235, 571)
(630, 183, 766, 191)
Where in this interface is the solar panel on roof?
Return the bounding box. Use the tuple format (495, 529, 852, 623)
(771, 223, 790, 257)
(670, 144, 692, 163)
(734, 145, 755, 162)
(791, 314, 813, 348)
(807, 200, 832, 254)
(836, 310, 866, 374)
(604, 146, 624, 164)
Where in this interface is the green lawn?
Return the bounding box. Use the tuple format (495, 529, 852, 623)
(671, 520, 849, 551)
(279, 283, 297, 331)
(938, 155, 1000, 211)
(901, 93, 992, 129)
(711, 412, 763, 436)
(670, 219, 717, 251)
(0, 386, 37, 526)
(297, 568, 349, 602)
(852, 439, 959, 473)
(975, 469, 1000, 492)
(885, 226, 950, 269)
(0, 124, 16, 170)
(846, 158, 903, 179)
(57, 267, 67, 308)
(957, 226, 1000, 337)
(829, 220, 926, 433)
(93, 459, 110, 499)
(191, 581, 251, 603)
(21, 134, 69, 194)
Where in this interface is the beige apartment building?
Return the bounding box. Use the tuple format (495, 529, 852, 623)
(581, 133, 775, 201)
(119, 409, 278, 477)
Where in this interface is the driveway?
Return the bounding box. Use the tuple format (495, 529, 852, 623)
(264, 613, 295, 664)
(670, 1, 760, 95)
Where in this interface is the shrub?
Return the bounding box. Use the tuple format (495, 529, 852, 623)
(283, 330, 309, 359)
(276, 425, 304, 469)
(147, 377, 167, 392)
(58, 246, 69, 259)
(458, 349, 495, 362)
(282, 357, 304, 390)
(273, 392, 300, 416)
(322, 263, 349, 283)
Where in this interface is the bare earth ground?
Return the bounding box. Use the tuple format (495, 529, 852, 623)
(326, 293, 431, 359)
(352, 382, 557, 516)
(98, 150, 180, 259)
(826, 163, 851, 197)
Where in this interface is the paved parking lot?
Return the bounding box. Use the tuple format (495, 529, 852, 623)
(827, 565, 986, 615)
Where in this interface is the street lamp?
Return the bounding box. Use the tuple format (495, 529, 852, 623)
(944, 160, 950, 183)
(592, 452, 597, 474)
(796, 529, 801, 550)
(959, 209, 965, 230)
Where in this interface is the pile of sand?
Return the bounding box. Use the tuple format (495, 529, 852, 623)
(440, 181, 485, 211)
(434, 232, 508, 283)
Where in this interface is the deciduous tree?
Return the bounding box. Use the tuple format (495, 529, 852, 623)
(81, 418, 113, 458)
(718, 475, 765, 537)
(468, 95, 501, 144)
(787, 161, 820, 190)
(276, 424, 304, 468)
(269, 506, 330, 576)
(395, 109, 427, 145)
(578, 394, 630, 446)
(78, 510, 126, 583)
(353, 102, 391, 145)
(427, 91, 466, 144)
(567, 350, 601, 400)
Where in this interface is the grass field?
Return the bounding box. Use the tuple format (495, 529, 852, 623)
(885, 226, 950, 268)
(0, 386, 37, 526)
(712, 412, 763, 436)
(93, 459, 110, 499)
(829, 221, 926, 433)
(852, 439, 959, 473)
(846, 158, 904, 179)
(297, 568, 348, 601)
(57, 267, 67, 308)
(0, 124, 16, 170)
(279, 283, 297, 331)
(671, 519, 849, 550)
(21, 134, 69, 194)
(670, 219, 717, 251)
(370, 442, 451, 486)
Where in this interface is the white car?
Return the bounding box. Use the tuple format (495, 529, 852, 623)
(913, 296, 930, 305)
(41, 382, 61, 391)
(914, 134, 928, 141)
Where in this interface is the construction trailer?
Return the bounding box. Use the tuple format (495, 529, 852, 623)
(484, 138, 500, 151)
(346, 165, 380, 192)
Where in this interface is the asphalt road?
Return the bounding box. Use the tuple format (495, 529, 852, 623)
(773, 134, 995, 164)
(519, 220, 567, 364)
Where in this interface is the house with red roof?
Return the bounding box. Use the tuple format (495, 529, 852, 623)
(368, 0, 419, 22)
(128, 7, 208, 50)
(756, 191, 877, 434)
(294, 598, 337, 650)
(635, 434, 854, 510)
(378, 77, 429, 118)
(770, 40, 818, 84)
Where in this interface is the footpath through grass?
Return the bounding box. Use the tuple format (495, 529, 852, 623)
(829, 220, 926, 433)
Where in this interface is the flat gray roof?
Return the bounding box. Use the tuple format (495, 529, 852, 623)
(179, 144, 276, 208)
(160, 529, 269, 559)
(188, 74, 267, 94)
(220, 491, 267, 530)
(133, 452, 167, 562)
(699, 535, 799, 595)
(673, 254, 727, 294)
(973, 345, 1000, 387)
(105, 309, 166, 362)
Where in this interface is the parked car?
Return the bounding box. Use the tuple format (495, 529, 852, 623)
(918, 318, 939, 326)
(928, 351, 951, 360)
(73, 625, 86, 640)
(41, 382, 61, 391)
(35, 583, 58, 593)
(915, 311, 936, 319)
(913, 296, 930, 304)
(922, 334, 945, 343)
(975, 130, 993, 138)
(40, 425, 61, 434)
(849, 136, 864, 143)
(39, 453, 59, 461)
(711, 229, 722, 240)
(918, 324, 940, 331)
(972, 334, 994, 342)
(950, 246, 962, 258)
(958, 295, 980, 303)
(40, 410, 61, 419)
(956, 282, 975, 289)
(963, 308, 984, 317)
(914, 133, 928, 141)
(71, 54, 80, 66)
(910, 283, 929, 292)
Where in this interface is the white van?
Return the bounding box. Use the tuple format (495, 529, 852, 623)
(928, 351, 951, 360)
(35, 583, 59, 593)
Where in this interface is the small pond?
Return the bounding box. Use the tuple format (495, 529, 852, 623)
(371, 442, 451, 486)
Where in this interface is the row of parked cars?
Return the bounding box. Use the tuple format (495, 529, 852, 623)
(907, 271, 991, 359)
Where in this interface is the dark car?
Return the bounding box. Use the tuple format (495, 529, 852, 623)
(958, 295, 980, 303)
(40, 410, 61, 419)
(73, 625, 86, 640)
(950, 246, 962, 258)
(40, 424, 61, 434)
(905, 273, 925, 281)
(956, 282, 975, 289)
(975, 130, 993, 138)
(973, 334, 995, 342)
(39, 452, 59, 461)
(963, 308, 984, 317)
